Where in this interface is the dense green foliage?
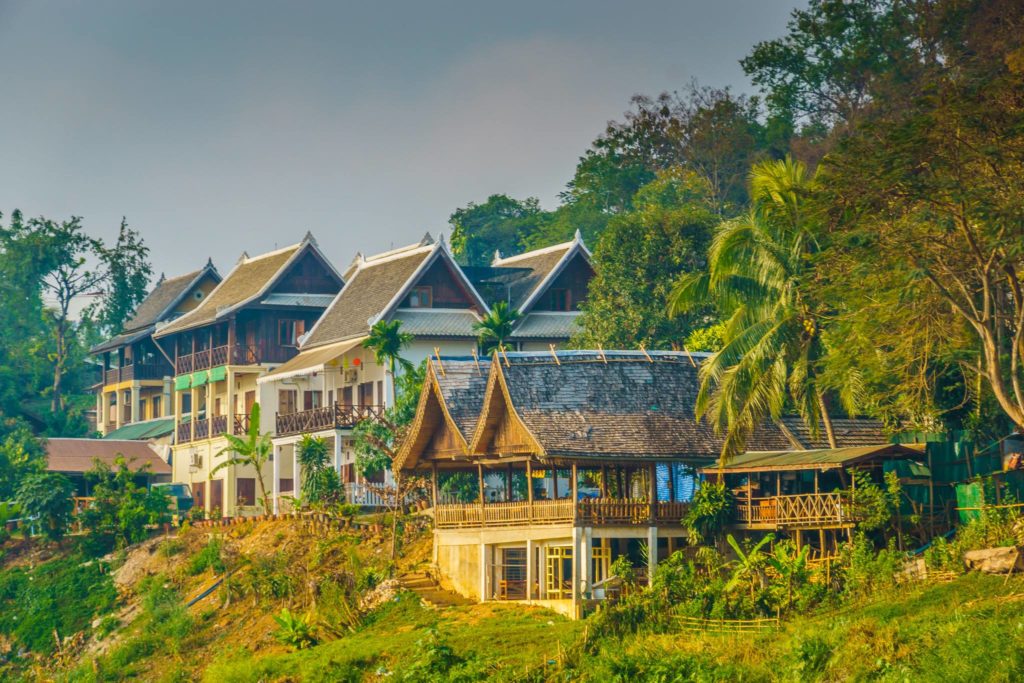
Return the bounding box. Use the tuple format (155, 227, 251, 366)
(0, 553, 117, 654)
(16, 471, 74, 541)
(296, 435, 342, 506)
(78, 458, 171, 556)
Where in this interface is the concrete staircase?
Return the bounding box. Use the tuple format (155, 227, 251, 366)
(398, 570, 474, 608)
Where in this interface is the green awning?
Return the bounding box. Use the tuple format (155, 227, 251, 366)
(174, 375, 191, 391)
(191, 370, 209, 387)
(209, 365, 227, 383)
(701, 444, 924, 474)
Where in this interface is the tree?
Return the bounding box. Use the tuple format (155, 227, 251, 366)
(813, 0, 1024, 433)
(214, 403, 272, 514)
(670, 158, 840, 458)
(0, 421, 46, 500)
(362, 319, 414, 406)
(296, 434, 341, 506)
(449, 195, 548, 266)
(16, 471, 74, 542)
(473, 301, 520, 354)
(95, 218, 151, 336)
(79, 457, 170, 555)
(725, 533, 774, 602)
(573, 168, 718, 350)
(38, 216, 107, 413)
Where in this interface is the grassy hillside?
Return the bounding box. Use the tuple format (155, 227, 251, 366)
(2, 519, 1022, 681)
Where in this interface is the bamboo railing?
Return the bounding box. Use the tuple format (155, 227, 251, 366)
(736, 492, 853, 528)
(433, 498, 690, 529)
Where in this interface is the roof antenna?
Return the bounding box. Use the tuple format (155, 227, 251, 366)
(639, 343, 653, 363)
(547, 344, 561, 365)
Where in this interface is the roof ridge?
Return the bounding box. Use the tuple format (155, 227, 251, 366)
(361, 240, 436, 266)
(240, 241, 302, 263)
(492, 239, 573, 265)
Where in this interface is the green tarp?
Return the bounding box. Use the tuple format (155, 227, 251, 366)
(956, 482, 985, 523)
(191, 370, 209, 387)
(209, 365, 227, 383)
(174, 375, 191, 391)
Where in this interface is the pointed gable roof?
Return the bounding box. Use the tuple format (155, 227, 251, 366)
(302, 235, 489, 349)
(90, 261, 221, 354)
(154, 234, 341, 338)
(490, 231, 592, 314)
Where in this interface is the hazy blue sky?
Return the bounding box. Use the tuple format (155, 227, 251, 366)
(0, 1, 801, 279)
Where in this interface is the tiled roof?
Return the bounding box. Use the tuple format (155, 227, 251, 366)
(492, 352, 886, 460)
(302, 243, 434, 348)
(391, 309, 480, 338)
(492, 242, 573, 311)
(434, 358, 491, 440)
(780, 417, 887, 449)
(155, 243, 303, 337)
(91, 263, 218, 354)
(508, 312, 581, 339)
(46, 438, 171, 474)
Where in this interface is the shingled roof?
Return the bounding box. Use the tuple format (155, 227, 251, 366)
(91, 262, 220, 354)
(491, 231, 591, 313)
(302, 236, 487, 349)
(399, 350, 889, 469)
(155, 234, 340, 338)
(46, 438, 171, 475)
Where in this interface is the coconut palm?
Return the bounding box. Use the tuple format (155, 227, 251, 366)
(214, 403, 272, 513)
(474, 301, 521, 354)
(362, 319, 414, 405)
(669, 157, 841, 459)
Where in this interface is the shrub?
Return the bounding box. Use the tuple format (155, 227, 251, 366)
(16, 471, 74, 541)
(273, 608, 317, 650)
(78, 457, 171, 556)
(188, 536, 226, 575)
(683, 481, 733, 544)
(240, 552, 297, 604)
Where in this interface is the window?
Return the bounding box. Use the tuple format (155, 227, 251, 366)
(303, 390, 322, 411)
(546, 288, 571, 311)
(214, 398, 222, 417)
(152, 396, 162, 418)
(407, 286, 432, 308)
(236, 478, 256, 506)
(278, 319, 306, 346)
(279, 389, 297, 415)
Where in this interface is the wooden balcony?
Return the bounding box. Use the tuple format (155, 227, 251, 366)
(275, 403, 386, 436)
(433, 498, 690, 530)
(176, 415, 251, 443)
(174, 342, 297, 375)
(735, 493, 856, 529)
(103, 362, 171, 385)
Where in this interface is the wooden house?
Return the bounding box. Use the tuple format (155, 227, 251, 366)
(90, 262, 221, 435)
(396, 350, 891, 618)
(152, 234, 344, 517)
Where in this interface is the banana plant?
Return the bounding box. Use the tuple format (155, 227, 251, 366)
(767, 539, 810, 609)
(725, 533, 774, 601)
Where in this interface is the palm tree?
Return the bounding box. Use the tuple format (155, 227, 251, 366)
(362, 319, 414, 406)
(474, 301, 521, 354)
(214, 403, 272, 514)
(669, 157, 840, 459)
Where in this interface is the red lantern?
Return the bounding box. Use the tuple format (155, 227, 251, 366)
(352, 357, 361, 367)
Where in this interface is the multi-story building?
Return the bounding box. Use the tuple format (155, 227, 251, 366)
(152, 234, 344, 516)
(91, 262, 221, 436)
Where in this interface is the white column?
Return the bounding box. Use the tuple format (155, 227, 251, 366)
(525, 538, 534, 603)
(479, 543, 488, 602)
(293, 446, 301, 502)
(272, 445, 281, 514)
(333, 433, 343, 474)
(130, 383, 141, 424)
(583, 527, 594, 588)
(114, 390, 123, 429)
(571, 527, 581, 616)
(647, 526, 658, 578)
(162, 378, 172, 417)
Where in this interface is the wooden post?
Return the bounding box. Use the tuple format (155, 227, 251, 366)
(776, 472, 781, 497)
(814, 469, 819, 494)
(526, 460, 533, 524)
(928, 448, 936, 539)
(747, 477, 753, 524)
(667, 463, 675, 502)
(431, 464, 439, 508)
(478, 464, 485, 521)
(506, 463, 513, 502)
(648, 462, 657, 524)
(600, 465, 608, 497)
(552, 467, 559, 500)
(571, 463, 578, 522)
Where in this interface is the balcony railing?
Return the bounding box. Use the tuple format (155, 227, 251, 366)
(275, 403, 386, 436)
(103, 362, 172, 385)
(176, 414, 251, 443)
(735, 493, 854, 528)
(175, 342, 298, 375)
(433, 498, 691, 530)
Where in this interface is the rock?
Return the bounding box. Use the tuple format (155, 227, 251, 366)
(963, 546, 1024, 574)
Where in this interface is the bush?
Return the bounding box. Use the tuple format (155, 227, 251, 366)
(272, 608, 317, 650)
(683, 481, 733, 544)
(16, 471, 74, 541)
(188, 536, 226, 575)
(78, 457, 171, 556)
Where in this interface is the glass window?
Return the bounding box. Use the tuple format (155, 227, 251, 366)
(407, 286, 433, 308)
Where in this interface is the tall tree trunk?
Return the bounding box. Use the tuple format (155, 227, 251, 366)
(817, 391, 837, 449)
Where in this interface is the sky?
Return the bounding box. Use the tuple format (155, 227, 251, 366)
(0, 1, 802, 281)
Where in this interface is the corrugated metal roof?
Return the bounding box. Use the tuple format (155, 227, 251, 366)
(258, 336, 367, 383)
(390, 309, 480, 337)
(509, 312, 581, 339)
(260, 293, 337, 307)
(47, 438, 171, 474)
(102, 418, 175, 441)
(701, 444, 923, 473)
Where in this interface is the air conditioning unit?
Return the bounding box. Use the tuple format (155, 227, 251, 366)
(344, 369, 359, 384)
(189, 452, 203, 469)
